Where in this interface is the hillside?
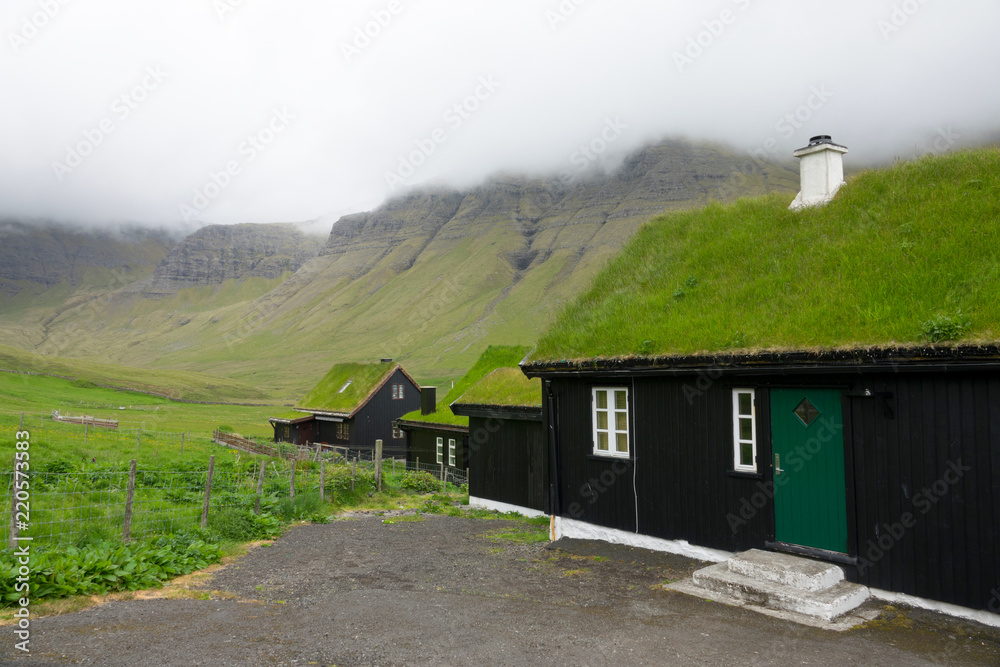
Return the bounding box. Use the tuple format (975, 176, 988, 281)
(529, 147, 1000, 362)
(0, 138, 797, 398)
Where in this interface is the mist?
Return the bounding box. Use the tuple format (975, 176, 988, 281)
(1, 0, 997, 229)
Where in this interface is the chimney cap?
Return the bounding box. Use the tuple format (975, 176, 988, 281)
(793, 135, 848, 158)
(380, 358, 393, 363)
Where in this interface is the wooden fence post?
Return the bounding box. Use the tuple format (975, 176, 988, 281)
(352, 457, 357, 491)
(416, 457, 419, 474)
(289, 460, 296, 502)
(181, 432, 185, 454)
(8, 478, 18, 550)
(136, 429, 140, 451)
(440, 462, 446, 493)
(320, 460, 326, 502)
(122, 459, 137, 541)
(201, 455, 215, 529)
(254, 460, 266, 515)
(84, 421, 88, 447)
(375, 440, 383, 493)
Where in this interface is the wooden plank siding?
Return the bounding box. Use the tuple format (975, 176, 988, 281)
(403, 425, 469, 471)
(467, 413, 548, 513)
(545, 369, 1000, 611)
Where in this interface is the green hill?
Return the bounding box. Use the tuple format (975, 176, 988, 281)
(530, 147, 1000, 362)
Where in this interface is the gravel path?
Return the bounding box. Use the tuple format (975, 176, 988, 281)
(2, 512, 998, 666)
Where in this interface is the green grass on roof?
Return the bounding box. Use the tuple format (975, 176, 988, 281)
(453, 368, 542, 408)
(298, 362, 395, 413)
(269, 410, 311, 422)
(399, 345, 530, 426)
(530, 147, 1000, 361)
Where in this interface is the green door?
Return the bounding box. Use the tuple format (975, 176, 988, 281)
(770, 388, 848, 554)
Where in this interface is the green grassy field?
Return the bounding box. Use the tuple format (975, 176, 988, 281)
(0, 372, 279, 441)
(532, 147, 1000, 360)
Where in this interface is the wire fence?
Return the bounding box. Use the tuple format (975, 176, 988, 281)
(2, 455, 468, 548)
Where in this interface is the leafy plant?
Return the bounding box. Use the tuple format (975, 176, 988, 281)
(921, 311, 972, 343)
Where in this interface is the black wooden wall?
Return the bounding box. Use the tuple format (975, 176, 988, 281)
(404, 426, 469, 470)
(468, 414, 548, 513)
(350, 368, 421, 458)
(548, 370, 1000, 612)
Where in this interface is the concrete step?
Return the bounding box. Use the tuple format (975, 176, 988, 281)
(727, 548, 844, 592)
(691, 561, 870, 622)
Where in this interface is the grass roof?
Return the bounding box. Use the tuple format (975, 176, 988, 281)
(452, 367, 542, 409)
(298, 362, 396, 414)
(529, 147, 1000, 362)
(398, 345, 530, 426)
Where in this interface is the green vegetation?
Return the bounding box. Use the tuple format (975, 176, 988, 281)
(453, 368, 541, 408)
(531, 147, 1000, 361)
(1, 531, 221, 604)
(0, 373, 277, 438)
(0, 344, 272, 404)
(298, 362, 396, 413)
(398, 345, 531, 426)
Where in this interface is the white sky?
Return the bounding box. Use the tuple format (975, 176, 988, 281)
(1, 0, 998, 230)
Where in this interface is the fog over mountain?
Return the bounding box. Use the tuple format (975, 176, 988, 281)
(1, 0, 998, 229)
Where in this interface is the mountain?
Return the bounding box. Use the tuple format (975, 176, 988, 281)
(0, 139, 797, 400)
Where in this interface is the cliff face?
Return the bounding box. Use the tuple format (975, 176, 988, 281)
(0, 221, 176, 295)
(141, 223, 323, 296)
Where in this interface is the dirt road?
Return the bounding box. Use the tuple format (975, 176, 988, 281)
(2, 513, 998, 666)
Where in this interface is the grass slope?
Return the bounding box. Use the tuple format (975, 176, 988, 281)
(453, 368, 541, 408)
(298, 362, 396, 413)
(399, 345, 531, 426)
(531, 148, 1000, 361)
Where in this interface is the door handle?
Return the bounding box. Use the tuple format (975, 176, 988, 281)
(775, 454, 785, 475)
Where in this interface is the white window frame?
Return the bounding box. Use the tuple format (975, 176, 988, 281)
(335, 421, 350, 441)
(448, 438, 456, 467)
(732, 388, 757, 473)
(436, 437, 443, 464)
(592, 387, 630, 458)
(392, 383, 405, 400)
(392, 425, 404, 440)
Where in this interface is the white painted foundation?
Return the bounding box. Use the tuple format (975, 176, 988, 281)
(870, 588, 1000, 629)
(554, 516, 733, 563)
(468, 496, 548, 519)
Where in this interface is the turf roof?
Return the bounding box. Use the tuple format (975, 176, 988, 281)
(528, 147, 1000, 364)
(298, 362, 398, 415)
(451, 367, 542, 409)
(398, 345, 531, 427)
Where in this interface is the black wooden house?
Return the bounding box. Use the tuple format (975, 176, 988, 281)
(395, 385, 470, 472)
(270, 362, 420, 458)
(451, 368, 547, 517)
(520, 146, 1000, 619)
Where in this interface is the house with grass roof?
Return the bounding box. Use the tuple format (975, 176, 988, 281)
(270, 361, 420, 458)
(450, 363, 545, 518)
(394, 346, 532, 475)
(521, 142, 1000, 622)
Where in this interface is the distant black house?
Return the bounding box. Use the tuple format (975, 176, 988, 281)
(451, 368, 547, 517)
(269, 362, 421, 458)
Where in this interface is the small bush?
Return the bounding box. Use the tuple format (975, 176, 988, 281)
(397, 471, 440, 494)
(276, 491, 325, 521)
(922, 310, 972, 342)
(208, 508, 282, 541)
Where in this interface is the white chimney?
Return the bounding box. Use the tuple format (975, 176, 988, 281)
(789, 135, 848, 210)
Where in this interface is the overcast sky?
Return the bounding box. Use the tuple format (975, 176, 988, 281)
(2, 0, 998, 231)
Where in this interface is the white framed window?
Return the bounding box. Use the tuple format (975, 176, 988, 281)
(592, 387, 629, 458)
(732, 389, 757, 473)
(335, 421, 350, 441)
(392, 384, 405, 400)
(392, 425, 404, 440)
(448, 438, 456, 467)
(436, 437, 443, 464)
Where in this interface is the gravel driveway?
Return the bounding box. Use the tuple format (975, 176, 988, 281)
(2, 512, 998, 666)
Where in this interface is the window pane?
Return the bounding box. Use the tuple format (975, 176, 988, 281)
(597, 432, 609, 451)
(739, 391, 752, 416)
(616, 433, 629, 453)
(597, 412, 608, 430)
(740, 417, 753, 441)
(615, 390, 627, 411)
(616, 412, 628, 431)
(596, 391, 607, 409)
(741, 441, 754, 466)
